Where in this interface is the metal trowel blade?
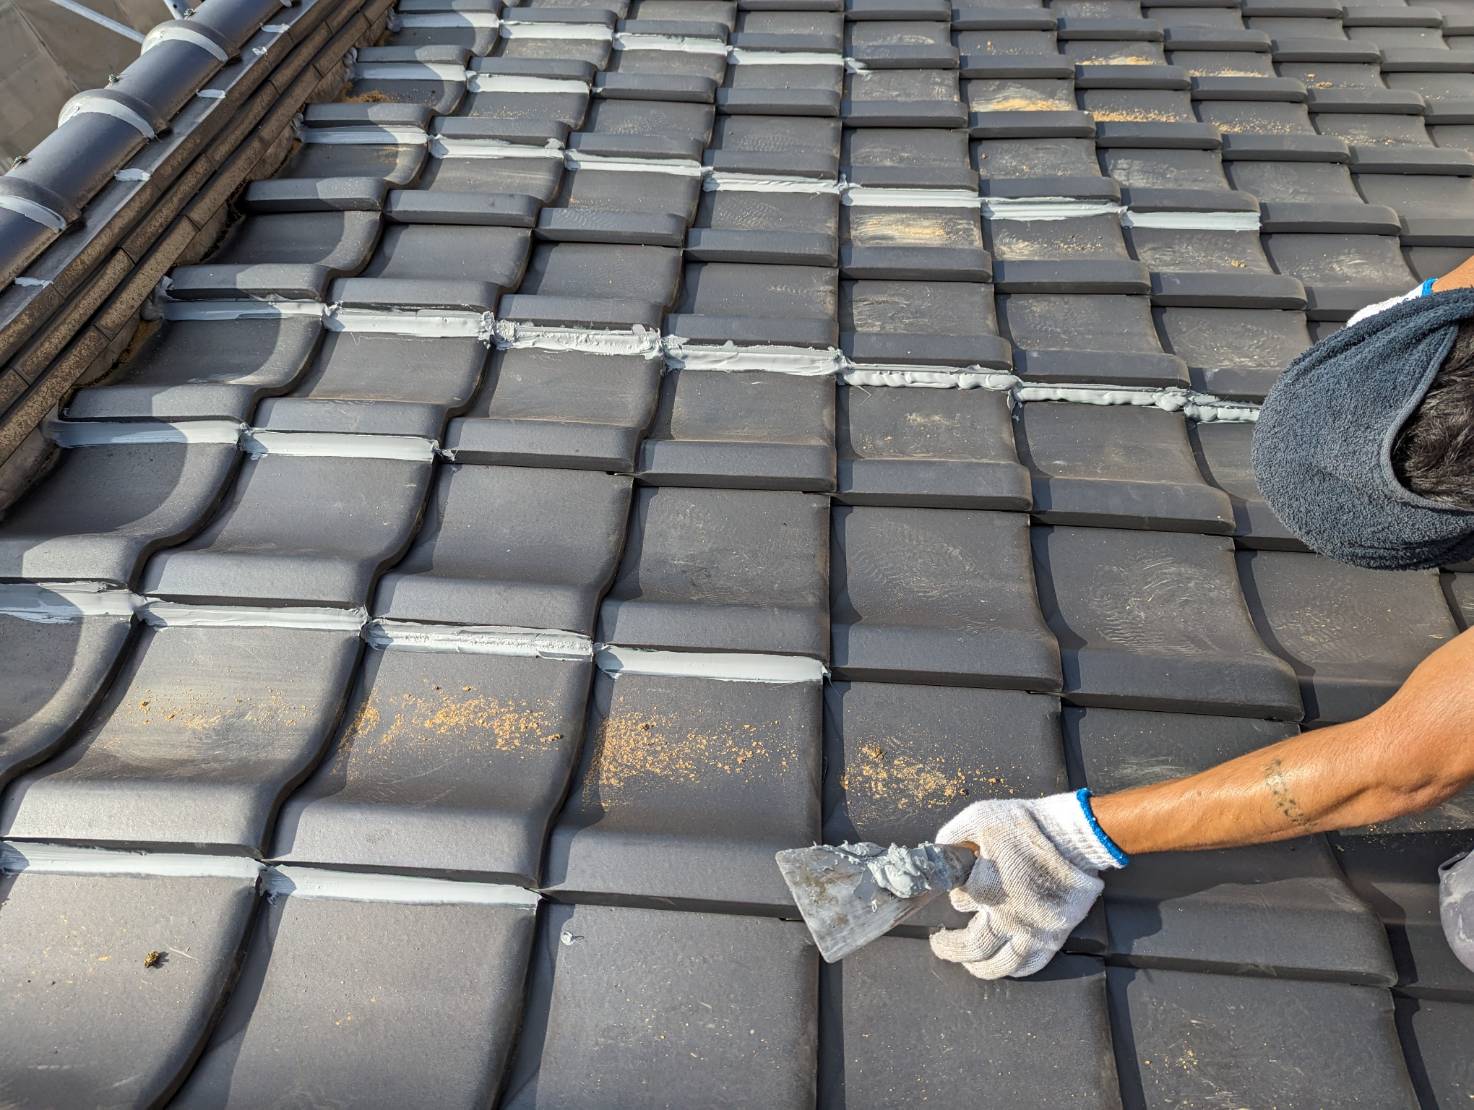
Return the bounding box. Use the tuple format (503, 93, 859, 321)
(775, 844, 942, 964)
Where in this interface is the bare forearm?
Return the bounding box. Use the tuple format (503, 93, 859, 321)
(1090, 630, 1474, 856)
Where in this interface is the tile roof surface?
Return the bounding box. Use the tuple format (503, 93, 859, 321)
(3, 0, 1474, 1103)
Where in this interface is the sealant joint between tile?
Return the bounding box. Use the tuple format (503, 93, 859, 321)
(663, 339, 846, 376)
(329, 305, 493, 340)
(397, 10, 501, 28)
(497, 20, 614, 40)
(1, 841, 264, 881)
(563, 151, 707, 177)
(1013, 382, 1261, 422)
(430, 135, 565, 160)
(843, 187, 982, 209)
(157, 298, 327, 322)
(0, 195, 67, 232)
(137, 600, 369, 632)
(365, 619, 594, 659)
(983, 197, 1125, 221)
(704, 173, 843, 195)
(594, 644, 829, 684)
(1122, 209, 1261, 231)
(46, 418, 246, 448)
(843, 364, 1019, 390)
(728, 48, 844, 66)
(0, 582, 138, 621)
(299, 124, 431, 147)
(614, 31, 728, 54)
(468, 74, 590, 95)
(264, 865, 541, 907)
(492, 319, 664, 357)
(243, 429, 439, 462)
(351, 60, 469, 82)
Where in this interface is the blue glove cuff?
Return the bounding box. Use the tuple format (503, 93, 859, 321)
(1076, 788, 1130, 868)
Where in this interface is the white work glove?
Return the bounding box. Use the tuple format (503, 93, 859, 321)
(930, 790, 1128, 980)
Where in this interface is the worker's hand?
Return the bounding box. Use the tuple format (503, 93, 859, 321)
(930, 791, 1127, 979)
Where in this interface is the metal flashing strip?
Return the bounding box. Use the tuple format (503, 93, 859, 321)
(300, 124, 431, 146)
(704, 172, 842, 195)
(843, 364, 1020, 390)
(1, 842, 263, 881)
(46, 418, 245, 447)
(137, 600, 369, 632)
(143, 23, 230, 62)
(595, 645, 828, 685)
(242, 430, 439, 462)
(58, 96, 156, 138)
(0, 582, 138, 622)
(497, 20, 614, 40)
(492, 319, 664, 357)
(328, 305, 493, 340)
(365, 619, 594, 659)
(265, 865, 541, 907)
(1122, 209, 1261, 232)
(982, 197, 1124, 221)
(430, 135, 565, 160)
(563, 151, 707, 177)
(0, 195, 67, 232)
(728, 48, 844, 66)
(663, 339, 847, 376)
(614, 31, 728, 54)
(396, 10, 502, 27)
(467, 74, 590, 94)
(843, 186, 982, 209)
(351, 60, 468, 82)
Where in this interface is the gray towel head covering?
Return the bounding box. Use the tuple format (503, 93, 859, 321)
(1253, 287, 1474, 570)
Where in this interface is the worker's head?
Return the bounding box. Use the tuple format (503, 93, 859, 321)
(1253, 289, 1474, 570)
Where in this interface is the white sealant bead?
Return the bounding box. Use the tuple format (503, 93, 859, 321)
(0, 841, 264, 881)
(663, 339, 846, 376)
(242, 430, 438, 462)
(430, 135, 565, 160)
(265, 865, 541, 907)
(327, 305, 492, 340)
(396, 10, 501, 27)
(842, 364, 1019, 390)
(467, 73, 590, 94)
(158, 298, 327, 322)
(595, 645, 829, 684)
(1121, 209, 1260, 232)
(704, 172, 843, 195)
(299, 124, 431, 146)
(727, 48, 844, 66)
(0, 582, 138, 622)
(46, 418, 245, 448)
(364, 619, 594, 659)
(842, 186, 981, 208)
(350, 60, 468, 81)
(137, 601, 368, 632)
(562, 150, 707, 176)
(497, 20, 614, 40)
(492, 319, 665, 357)
(613, 31, 728, 53)
(981, 197, 1124, 222)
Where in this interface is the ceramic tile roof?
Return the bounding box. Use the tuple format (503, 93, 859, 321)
(2, 0, 1474, 1103)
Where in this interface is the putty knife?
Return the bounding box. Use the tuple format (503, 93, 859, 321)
(775, 840, 978, 963)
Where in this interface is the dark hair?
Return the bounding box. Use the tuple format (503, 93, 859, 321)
(1392, 321, 1474, 509)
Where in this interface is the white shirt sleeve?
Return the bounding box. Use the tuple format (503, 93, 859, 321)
(1346, 279, 1437, 327)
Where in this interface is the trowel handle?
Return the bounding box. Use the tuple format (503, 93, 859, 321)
(937, 840, 980, 888)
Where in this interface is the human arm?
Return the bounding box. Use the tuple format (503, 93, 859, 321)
(931, 627, 1474, 978)
(1092, 626, 1474, 853)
